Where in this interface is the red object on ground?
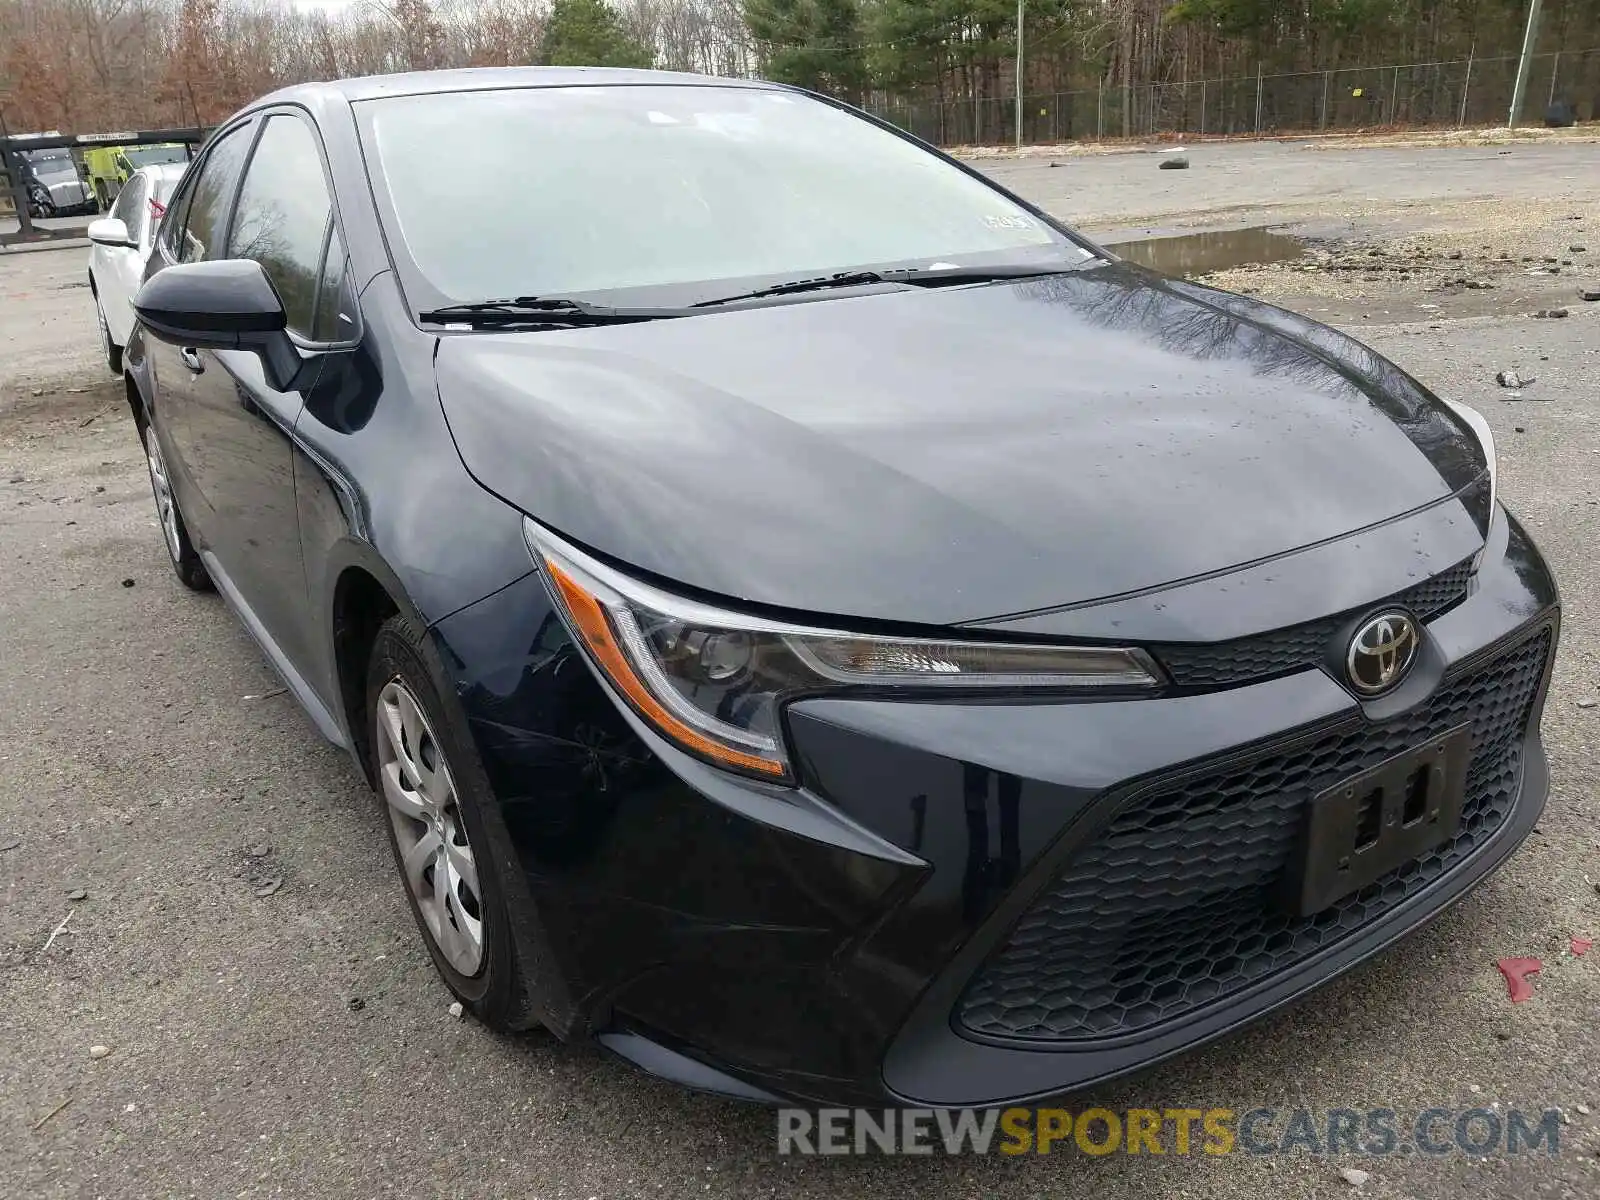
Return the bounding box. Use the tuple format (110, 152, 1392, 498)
(1573, 936, 1593, 957)
(1496, 957, 1543, 1002)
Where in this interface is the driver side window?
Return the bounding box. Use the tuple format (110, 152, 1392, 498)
(226, 115, 333, 338)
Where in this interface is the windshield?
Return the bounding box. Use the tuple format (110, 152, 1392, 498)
(360, 84, 1090, 306)
(127, 145, 189, 167)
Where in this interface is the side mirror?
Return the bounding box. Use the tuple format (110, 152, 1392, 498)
(87, 217, 134, 248)
(134, 259, 304, 392)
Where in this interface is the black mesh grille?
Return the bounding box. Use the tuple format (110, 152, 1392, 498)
(1398, 560, 1478, 616)
(957, 628, 1550, 1043)
(1153, 560, 1475, 688)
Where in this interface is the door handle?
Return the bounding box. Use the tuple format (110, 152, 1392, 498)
(179, 347, 203, 374)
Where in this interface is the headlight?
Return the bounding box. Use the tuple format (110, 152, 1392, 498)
(524, 520, 1161, 781)
(1441, 397, 1497, 560)
(1441, 397, 1496, 517)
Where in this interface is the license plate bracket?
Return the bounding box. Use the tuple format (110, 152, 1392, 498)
(1293, 724, 1473, 916)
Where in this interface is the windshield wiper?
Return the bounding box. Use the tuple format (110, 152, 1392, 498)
(691, 271, 889, 307)
(693, 262, 1089, 309)
(419, 296, 689, 327)
(423, 262, 1096, 324)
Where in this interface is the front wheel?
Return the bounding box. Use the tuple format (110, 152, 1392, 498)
(366, 616, 536, 1029)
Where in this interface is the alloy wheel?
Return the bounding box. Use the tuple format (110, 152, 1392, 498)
(374, 680, 485, 976)
(144, 432, 183, 564)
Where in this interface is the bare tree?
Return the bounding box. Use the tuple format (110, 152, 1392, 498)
(0, 0, 1594, 140)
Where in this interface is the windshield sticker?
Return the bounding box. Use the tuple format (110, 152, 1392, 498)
(983, 214, 1034, 230)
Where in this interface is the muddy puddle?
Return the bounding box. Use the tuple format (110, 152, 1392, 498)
(1103, 227, 1306, 276)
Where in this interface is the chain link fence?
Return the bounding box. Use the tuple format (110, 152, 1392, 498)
(868, 50, 1600, 147)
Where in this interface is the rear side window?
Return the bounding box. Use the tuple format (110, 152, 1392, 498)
(110, 174, 145, 231)
(152, 172, 182, 207)
(130, 178, 154, 243)
(227, 115, 333, 337)
(176, 125, 252, 264)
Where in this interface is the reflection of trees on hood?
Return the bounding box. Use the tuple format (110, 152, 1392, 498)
(1163, 275, 1431, 407)
(1161, 273, 1469, 470)
(1024, 265, 1475, 484)
(1021, 267, 1345, 394)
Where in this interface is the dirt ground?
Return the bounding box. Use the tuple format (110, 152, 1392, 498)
(971, 137, 1600, 328)
(2, 139, 1599, 1199)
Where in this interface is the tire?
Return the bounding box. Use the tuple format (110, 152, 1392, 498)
(138, 418, 211, 591)
(365, 615, 536, 1030)
(95, 295, 123, 375)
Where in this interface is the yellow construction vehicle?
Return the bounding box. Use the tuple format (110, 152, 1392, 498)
(82, 143, 190, 211)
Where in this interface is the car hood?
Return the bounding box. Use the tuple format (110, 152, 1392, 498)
(436, 264, 1485, 627)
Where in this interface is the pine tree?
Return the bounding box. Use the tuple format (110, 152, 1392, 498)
(744, 0, 869, 101)
(537, 0, 654, 68)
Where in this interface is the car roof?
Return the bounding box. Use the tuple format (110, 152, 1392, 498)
(248, 66, 782, 111)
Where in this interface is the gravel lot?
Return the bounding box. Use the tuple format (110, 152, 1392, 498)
(2, 139, 1598, 1199)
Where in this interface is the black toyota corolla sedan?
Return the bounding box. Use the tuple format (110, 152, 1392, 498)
(121, 67, 1558, 1107)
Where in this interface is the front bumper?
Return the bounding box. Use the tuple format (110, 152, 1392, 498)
(40, 181, 95, 214)
(432, 508, 1557, 1107)
(880, 627, 1551, 1106)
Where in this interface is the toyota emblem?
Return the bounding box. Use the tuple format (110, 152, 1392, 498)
(1346, 611, 1420, 695)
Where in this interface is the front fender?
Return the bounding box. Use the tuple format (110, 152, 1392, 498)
(291, 275, 537, 757)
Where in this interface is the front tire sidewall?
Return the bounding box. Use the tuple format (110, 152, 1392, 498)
(365, 618, 526, 1026)
(138, 420, 210, 591)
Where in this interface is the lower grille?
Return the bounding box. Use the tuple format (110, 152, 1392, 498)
(957, 628, 1551, 1043)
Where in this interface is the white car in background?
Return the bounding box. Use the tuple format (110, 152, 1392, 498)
(86, 162, 189, 374)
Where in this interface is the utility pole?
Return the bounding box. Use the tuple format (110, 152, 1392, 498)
(1508, 0, 1543, 127)
(1014, 0, 1024, 150)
